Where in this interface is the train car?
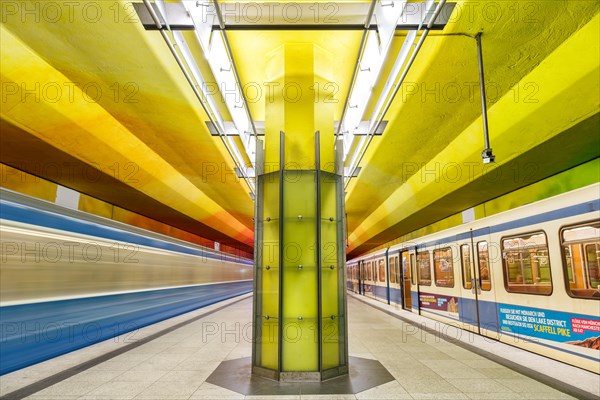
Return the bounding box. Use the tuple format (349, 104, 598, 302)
(349, 183, 599, 373)
(346, 258, 360, 294)
(387, 247, 412, 310)
(359, 249, 388, 302)
(0, 188, 253, 375)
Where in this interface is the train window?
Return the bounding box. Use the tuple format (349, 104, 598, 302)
(417, 251, 432, 286)
(401, 254, 409, 284)
(368, 261, 373, 281)
(461, 244, 472, 289)
(410, 253, 417, 285)
(395, 256, 400, 284)
(401, 251, 411, 285)
(379, 259, 386, 282)
(434, 248, 454, 288)
(477, 242, 492, 291)
(372, 261, 377, 282)
(389, 257, 396, 283)
(371, 261, 376, 281)
(372, 261, 376, 281)
(502, 232, 551, 295)
(561, 221, 600, 300)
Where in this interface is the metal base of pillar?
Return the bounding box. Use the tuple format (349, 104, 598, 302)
(206, 356, 394, 395)
(279, 371, 322, 382)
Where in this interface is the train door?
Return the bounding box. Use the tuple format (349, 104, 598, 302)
(389, 253, 401, 305)
(474, 229, 500, 337)
(400, 250, 412, 310)
(364, 259, 373, 297)
(458, 233, 480, 333)
(358, 260, 364, 295)
(407, 249, 419, 313)
(459, 229, 498, 335)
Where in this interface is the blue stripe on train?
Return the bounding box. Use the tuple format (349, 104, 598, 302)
(457, 296, 500, 332)
(411, 291, 419, 309)
(497, 331, 600, 362)
(385, 199, 600, 251)
(477, 299, 501, 332)
(390, 287, 402, 304)
(0, 200, 252, 265)
(372, 285, 387, 300)
(388, 291, 599, 362)
(0, 281, 252, 375)
(358, 287, 597, 362)
(366, 285, 404, 305)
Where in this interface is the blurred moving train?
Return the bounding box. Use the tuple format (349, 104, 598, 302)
(0, 188, 253, 375)
(347, 184, 600, 373)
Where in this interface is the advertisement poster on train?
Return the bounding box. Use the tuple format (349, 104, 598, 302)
(498, 304, 600, 350)
(419, 292, 459, 315)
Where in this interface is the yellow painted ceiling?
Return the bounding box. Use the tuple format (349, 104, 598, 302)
(1, 1, 598, 253)
(343, 1, 599, 254)
(1, 1, 256, 246)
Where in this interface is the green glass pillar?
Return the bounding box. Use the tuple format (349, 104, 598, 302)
(252, 44, 348, 381)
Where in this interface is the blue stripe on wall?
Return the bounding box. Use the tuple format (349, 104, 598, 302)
(0, 281, 252, 375)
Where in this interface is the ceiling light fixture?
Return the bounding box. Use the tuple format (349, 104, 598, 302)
(143, 0, 257, 195)
(183, 0, 257, 165)
(340, 0, 408, 160)
(341, 0, 449, 189)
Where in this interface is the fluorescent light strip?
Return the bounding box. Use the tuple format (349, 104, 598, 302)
(367, 30, 417, 133)
(341, 0, 407, 160)
(172, 30, 226, 132)
(344, 0, 442, 188)
(344, 29, 417, 183)
(185, 1, 256, 163)
(148, 0, 255, 194)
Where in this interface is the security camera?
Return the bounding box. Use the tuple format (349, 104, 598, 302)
(482, 148, 495, 164)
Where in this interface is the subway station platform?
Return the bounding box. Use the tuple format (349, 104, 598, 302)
(1, 294, 597, 400)
(2, 2, 599, 400)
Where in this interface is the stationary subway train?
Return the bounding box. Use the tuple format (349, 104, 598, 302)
(347, 184, 600, 373)
(0, 188, 253, 375)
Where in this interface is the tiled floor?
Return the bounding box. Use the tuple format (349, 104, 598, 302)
(0, 295, 592, 399)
